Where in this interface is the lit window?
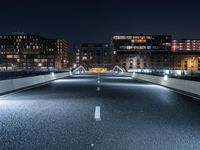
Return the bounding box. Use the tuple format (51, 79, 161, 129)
(147, 46, 151, 50)
(34, 59, 39, 62)
(82, 57, 87, 60)
(7, 55, 13, 59)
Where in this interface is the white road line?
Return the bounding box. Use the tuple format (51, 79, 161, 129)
(94, 106, 101, 121)
(97, 80, 100, 84)
(97, 87, 100, 91)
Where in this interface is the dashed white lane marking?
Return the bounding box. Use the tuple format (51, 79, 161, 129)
(97, 80, 100, 84)
(97, 87, 100, 91)
(94, 106, 101, 121)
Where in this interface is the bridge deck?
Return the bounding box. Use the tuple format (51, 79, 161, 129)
(0, 73, 200, 149)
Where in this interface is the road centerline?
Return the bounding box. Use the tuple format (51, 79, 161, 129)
(94, 106, 101, 121)
(97, 87, 100, 91)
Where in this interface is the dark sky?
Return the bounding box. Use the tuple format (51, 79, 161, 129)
(0, 0, 200, 46)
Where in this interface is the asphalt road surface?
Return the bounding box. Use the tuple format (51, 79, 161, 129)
(0, 73, 200, 150)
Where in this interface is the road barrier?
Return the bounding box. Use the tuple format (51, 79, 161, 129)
(124, 72, 200, 96)
(0, 72, 69, 95)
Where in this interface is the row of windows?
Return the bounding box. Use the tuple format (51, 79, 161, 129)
(0, 35, 41, 40)
(0, 62, 55, 65)
(113, 35, 170, 40)
(0, 58, 54, 62)
(0, 55, 55, 58)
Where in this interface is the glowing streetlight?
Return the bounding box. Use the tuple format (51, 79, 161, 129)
(38, 63, 42, 67)
(73, 63, 77, 68)
(164, 75, 168, 81)
(51, 72, 55, 77)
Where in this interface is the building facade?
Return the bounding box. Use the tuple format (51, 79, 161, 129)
(117, 53, 175, 70)
(0, 33, 68, 71)
(172, 39, 200, 51)
(75, 43, 112, 69)
(171, 39, 200, 71)
(112, 34, 171, 52)
(173, 53, 200, 71)
(49, 39, 68, 69)
(112, 34, 200, 71)
(112, 34, 173, 70)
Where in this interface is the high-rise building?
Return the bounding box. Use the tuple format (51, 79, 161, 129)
(0, 33, 68, 71)
(49, 39, 68, 69)
(75, 43, 112, 69)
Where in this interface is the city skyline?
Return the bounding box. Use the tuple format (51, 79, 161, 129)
(0, 0, 200, 46)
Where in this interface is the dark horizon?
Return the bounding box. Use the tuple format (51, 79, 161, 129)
(1, 0, 200, 47)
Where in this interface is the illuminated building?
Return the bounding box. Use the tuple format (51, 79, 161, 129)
(112, 34, 171, 52)
(112, 34, 172, 70)
(172, 51, 200, 71)
(75, 43, 112, 69)
(0, 33, 68, 70)
(172, 39, 200, 71)
(118, 54, 175, 70)
(172, 39, 200, 51)
(49, 39, 69, 69)
(112, 34, 200, 71)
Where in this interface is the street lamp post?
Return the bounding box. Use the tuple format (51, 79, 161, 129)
(38, 63, 42, 71)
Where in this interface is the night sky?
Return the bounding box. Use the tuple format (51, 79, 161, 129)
(0, 0, 200, 46)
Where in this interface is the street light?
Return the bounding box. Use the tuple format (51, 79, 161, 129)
(51, 72, 55, 77)
(132, 72, 136, 77)
(38, 63, 42, 67)
(73, 63, 77, 68)
(164, 75, 168, 81)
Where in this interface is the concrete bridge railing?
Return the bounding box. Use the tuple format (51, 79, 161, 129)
(0, 72, 70, 95)
(124, 72, 200, 96)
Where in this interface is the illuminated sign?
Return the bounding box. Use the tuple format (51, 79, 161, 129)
(89, 68, 107, 73)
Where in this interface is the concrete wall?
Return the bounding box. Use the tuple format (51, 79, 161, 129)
(0, 72, 69, 95)
(124, 72, 200, 96)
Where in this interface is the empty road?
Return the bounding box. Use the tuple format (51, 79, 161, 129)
(0, 73, 200, 150)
